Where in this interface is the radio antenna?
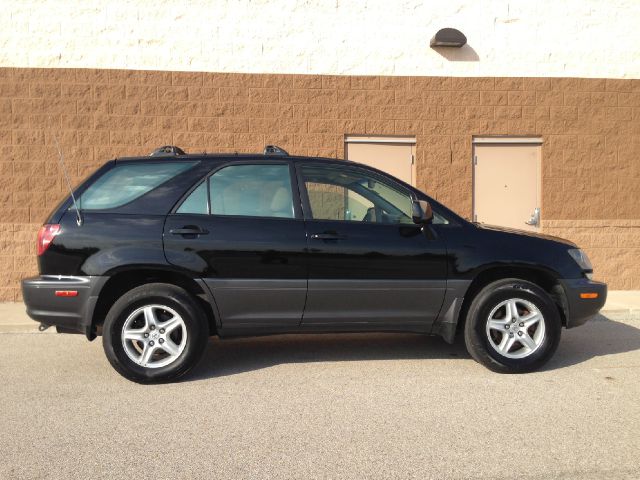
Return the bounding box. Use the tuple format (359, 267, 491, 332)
(53, 133, 83, 226)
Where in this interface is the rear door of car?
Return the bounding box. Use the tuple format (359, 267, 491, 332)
(163, 160, 308, 331)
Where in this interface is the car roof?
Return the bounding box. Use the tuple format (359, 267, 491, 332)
(114, 144, 356, 164)
(114, 153, 357, 168)
(115, 153, 342, 163)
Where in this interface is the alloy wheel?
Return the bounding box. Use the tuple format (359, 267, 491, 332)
(485, 298, 546, 359)
(121, 304, 187, 368)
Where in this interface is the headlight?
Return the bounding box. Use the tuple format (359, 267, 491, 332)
(568, 248, 593, 271)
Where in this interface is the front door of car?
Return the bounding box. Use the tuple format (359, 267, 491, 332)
(163, 161, 308, 330)
(297, 162, 448, 330)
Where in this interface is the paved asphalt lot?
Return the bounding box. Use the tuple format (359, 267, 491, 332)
(1, 313, 639, 480)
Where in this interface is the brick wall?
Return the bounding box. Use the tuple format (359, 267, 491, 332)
(0, 67, 639, 300)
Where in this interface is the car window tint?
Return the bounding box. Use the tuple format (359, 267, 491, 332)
(209, 164, 294, 218)
(301, 164, 413, 224)
(176, 180, 208, 214)
(79, 162, 196, 210)
(432, 211, 449, 225)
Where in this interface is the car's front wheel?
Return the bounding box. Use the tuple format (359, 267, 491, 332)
(102, 283, 209, 383)
(464, 278, 562, 373)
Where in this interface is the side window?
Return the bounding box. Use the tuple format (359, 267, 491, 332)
(432, 211, 449, 225)
(176, 181, 208, 214)
(210, 164, 294, 218)
(175, 164, 295, 218)
(79, 162, 196, 210)
(300, 164, 413, 224)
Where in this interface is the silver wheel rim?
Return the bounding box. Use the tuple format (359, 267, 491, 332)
(121, 305, 187, 369)
(485, 298, 545, 359)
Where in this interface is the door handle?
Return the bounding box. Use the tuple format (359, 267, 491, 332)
(525, 208, 540, 226)
(170, 226, 209, 235)
(310, 233, 348, 240)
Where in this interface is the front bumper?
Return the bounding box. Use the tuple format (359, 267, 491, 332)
(21, 275, 107, 337)
(559, 278, 607, 328)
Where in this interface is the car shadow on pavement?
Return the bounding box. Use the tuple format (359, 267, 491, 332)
(188, 331, 470, 380)
(543, 313, 640, 370)
(187, 313, 640, 380)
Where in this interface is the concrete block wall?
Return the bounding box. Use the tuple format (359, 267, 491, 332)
(0, 67, 639, 300)
(542, 220, 640, 290)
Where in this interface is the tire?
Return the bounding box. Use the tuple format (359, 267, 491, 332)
(464, 278, 562, 373)
(102, 283, 209, 383)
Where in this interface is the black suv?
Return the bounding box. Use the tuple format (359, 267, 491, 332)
(22, 145, 606, 382)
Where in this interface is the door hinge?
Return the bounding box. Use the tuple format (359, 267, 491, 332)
(411, 154, 415, 165)
(473, 213, 478, 222)
(474, 155, 478, 165)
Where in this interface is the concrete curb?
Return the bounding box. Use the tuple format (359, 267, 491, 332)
(0, 324, 55, 334)
(0, 303, 46, 334)
(602, 309, 640, 315)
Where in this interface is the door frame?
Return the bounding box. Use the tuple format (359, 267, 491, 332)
(344, 135, 417, 186)
(472, 136, 543, 228)
(293, 159, 447, 330)
(170, 158, 304, 220)
(294, 159, 418, 224)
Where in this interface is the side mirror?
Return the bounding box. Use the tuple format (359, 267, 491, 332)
(412, 199, 433, 224)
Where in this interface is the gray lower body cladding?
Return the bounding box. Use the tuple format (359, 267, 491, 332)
(21, 275, 107, 337)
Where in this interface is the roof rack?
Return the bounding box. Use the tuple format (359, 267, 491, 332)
(150, 145, 186, 157)
(263, 145, 289, 156)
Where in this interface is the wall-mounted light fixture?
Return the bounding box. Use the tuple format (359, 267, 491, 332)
(430, 28, 467, 48)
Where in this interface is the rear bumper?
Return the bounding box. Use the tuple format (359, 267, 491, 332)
(559, 278, 607, 328)
(21, 275, 107, 337)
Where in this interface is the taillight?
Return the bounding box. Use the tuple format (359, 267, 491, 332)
(37, 224, 61, 256)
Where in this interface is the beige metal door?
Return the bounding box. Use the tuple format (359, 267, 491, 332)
(346, 138, 415, 185)
(473, 143, 541, 232)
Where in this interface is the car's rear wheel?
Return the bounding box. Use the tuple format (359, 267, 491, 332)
(464, 278, 562, 373)
(102, 283, 208, 383)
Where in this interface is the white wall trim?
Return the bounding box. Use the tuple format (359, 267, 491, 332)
(345, 136, 417, 145)
(473, 136, 543, 145)
(1, 0, 639, 79)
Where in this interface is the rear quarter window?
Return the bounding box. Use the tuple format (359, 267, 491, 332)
(78, 162, 196, 210)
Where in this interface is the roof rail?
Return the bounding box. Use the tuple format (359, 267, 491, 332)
(150, 145, 186, 157)
(263, 145, 289, 156)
